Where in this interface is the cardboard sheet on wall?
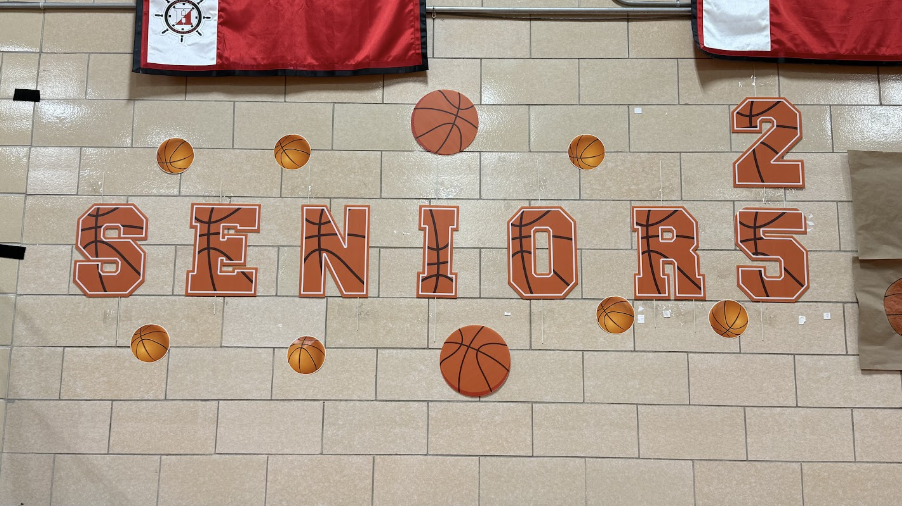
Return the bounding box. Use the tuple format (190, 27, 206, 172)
(849, 150, 902, 370)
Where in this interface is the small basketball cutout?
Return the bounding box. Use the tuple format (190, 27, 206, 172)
(597, 296, 635, 334)
(884, 278, 902, 336)
(274, 134, 311, 170)
(156, 138, 194, 174)
(288, 336, 326, 374)
(568, 134, 605, 170)
(709, 300, 749, 338)
(439, 325, 510, 397)
(411, 90, 479, 155)
(130, 324, 170, 362)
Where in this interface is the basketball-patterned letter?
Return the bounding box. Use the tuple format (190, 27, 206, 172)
(735, 208, 809, 302)
(632, 206, 705, 300)
(300, 205, 370, 297)
(418, 205, 459, 298)
(732, 97, 804, 188)
(186, 203, 261, 296)
(74, 204, 149, 297)
(507, 207, 578, 300)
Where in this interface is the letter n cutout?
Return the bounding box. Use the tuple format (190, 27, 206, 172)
(507, 206, 578, 300)
(74, 203, 148, 297)
(417, 205, 459, 298)
(735, 207, 809, 302)
(632, 206, 705, 300)
(186, 203, 261, 296)
(300, 205, 370, 297)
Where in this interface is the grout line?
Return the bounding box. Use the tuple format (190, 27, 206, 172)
(48, 454, 57, 505)
(320, 401, 326, 455)
(686, 353, 692, 404)
(370, 455, 376, 506)
(213, 400, 221, 453)
(692, 455, 704, 505)
(269, 348, 276, 399)
(477, 457, 481, 506)
(263, 455, 270, 505)
(799, 462, 806, 505)
(155, 455, 163, 506)
(634, 404, 641, 458)
(106, 398, 113, 452)
(530, 402, 535, 456)
(850, 408, 857, 461)
(742, 406, 749, 460)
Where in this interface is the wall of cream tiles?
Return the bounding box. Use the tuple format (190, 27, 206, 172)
(2, 5, 902, 505)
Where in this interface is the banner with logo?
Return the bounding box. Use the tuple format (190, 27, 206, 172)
(133, 0, 427, 76)
(692, 0, 902, 64)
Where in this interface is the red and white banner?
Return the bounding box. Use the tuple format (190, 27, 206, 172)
(134, 0, 427, 76)
(693, 0, 902, 63)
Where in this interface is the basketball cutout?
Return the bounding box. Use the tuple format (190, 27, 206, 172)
(884, 279, 902, 336)
(288, 336, 326, 374)
(156, 138, 194, 174)
(568, 134, 605, 170)
(439, 325, 510, 397)
(130, 324, 170, 362)
(274, 134, 311, 170)
(411, 90, 479, 156)
(709, 300, 749, 338)
(596, 296, 634, 334)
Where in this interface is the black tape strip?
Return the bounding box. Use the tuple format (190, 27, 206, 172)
(0, 245, 26, 260)
(12, 89, 40, 102)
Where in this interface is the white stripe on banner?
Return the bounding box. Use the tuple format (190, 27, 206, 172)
(702, 0, 771, 52)
(147, 0, 218, 66)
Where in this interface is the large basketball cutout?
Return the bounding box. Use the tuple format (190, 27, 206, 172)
(597, 296, 635, 334)
(568, 134, 605, 170)
(156, 138, 194, 174)
(885, 279, 902, 336)
(131, 324, 170, 362)
(274, 134, 311, 170)
(709, 300, 749, 338)
(288, 336, 326, 374)
(440, 325, 511, 397)
(411, 90, 479, 155)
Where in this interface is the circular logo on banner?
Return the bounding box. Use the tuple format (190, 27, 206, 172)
(165, 1, 203, 35)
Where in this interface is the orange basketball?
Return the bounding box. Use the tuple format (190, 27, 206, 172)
(709, 300, 749, 338)
(439, 325, 510, 397)
(568, 134, 605, 170)
(411, 90, 479, 155)
(130, 324, 170, 362)
(274, 134, 311, 170)
(596, 296, 634, 334)
(884, 278, 902, 336)
(288, 336, 326, 374)
(156, 138, 194, 174)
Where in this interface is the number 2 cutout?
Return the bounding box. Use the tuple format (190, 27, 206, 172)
(731, 97, 804, 189)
